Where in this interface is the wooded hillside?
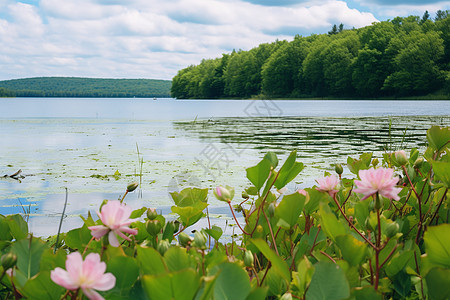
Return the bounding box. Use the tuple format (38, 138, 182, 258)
(171, 11, 450, 99)
(0, 77, 172, 98)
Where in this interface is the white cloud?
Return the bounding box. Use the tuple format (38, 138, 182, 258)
(0, 0, 380, 80)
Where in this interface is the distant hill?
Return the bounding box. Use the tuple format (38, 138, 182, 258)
(0, 77, 172, 98)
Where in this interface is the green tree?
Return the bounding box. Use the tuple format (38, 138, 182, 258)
(302, 35, 330, 96)
(383, 30, 445, 95)
(261, 36, 310, 97)
(322, 31, 360, 96)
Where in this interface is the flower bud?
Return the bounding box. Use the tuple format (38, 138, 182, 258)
(242, 190, 249, 199)
(1, 253, 17, 270)
(173, 220, 180, 232)
(147, 208, 158, 220)
(178, 232, 192, 247)
(385, 222, 399, 238)
(335, 164, 343, 175)
(414, 157, 424, 169)
(372, 158, 379, 167)
(280, 293, 293, 300)
(394, 150, 408, 166)
(243, 250, 254, 267)
(127, 182, 139, 192)
(157, 240, 170, 256)
(193, 231, 207, 249)
(146, 219, 162, 236)
(214, 186, 232, 202)
(268, 203, 276, 218)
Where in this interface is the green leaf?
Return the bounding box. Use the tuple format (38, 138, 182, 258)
(305, 261, 350, 300)
(432, 161, 450, 188)
(385, 250, 414, 278)
(319, 203, 347, 243)
(204, 225, 223, 241)
(39, 248, 67, 272)
(335, 234, 368, 266)
(264, 152, 278, 168)
(304, 189, 328, 215)
(169, 187, 208, 207)
(11, 237, 48, 279)
(21, 271, 65, 300)
(275, 192, 306, 229)
(106, 256, 139, 293)
(142, 269, 201, 300)
(164, 246, 190, 272)
(246, 158, 272, 191)
(245, 287, 268, 300)
(347, 153, 372, 175)
(0, 215, 13, 241)
(424, 224, 450, 268)
(274, 151, 304, 190)
(427, 126, 450, 152)
(7, 214, 28, 240)
(130, 207, 147, 219)
(136, 246, 167, 275)
(250, 239, 290, 282)
(171, 201, 208, 227)
(353, 286, 382, 300)
(64, 224, 95, 251)
(425, 267, 450, 300)
(210, 262, 251, 300)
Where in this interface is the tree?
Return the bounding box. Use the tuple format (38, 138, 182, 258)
(322, 31, 360, 96)
(420, 10, 430, 25)
(261, 37, 310, 97)
(383, 31, 445, 95)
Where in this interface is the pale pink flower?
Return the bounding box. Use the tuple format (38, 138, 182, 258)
(51, 252, 115, 300)
(88, 200, 138, 247)
(316, 175, 340, 196)
(297, 189, 307, 196)
(354, 167, 402, 201)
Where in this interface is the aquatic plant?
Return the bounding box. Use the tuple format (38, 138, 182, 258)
(0, 125, 449, 299)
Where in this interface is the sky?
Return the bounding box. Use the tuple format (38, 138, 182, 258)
(0, 0, 449, 81)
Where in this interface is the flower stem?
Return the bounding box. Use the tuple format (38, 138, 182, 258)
(332, 194, 376, 249)
(228, 201, 251, 235)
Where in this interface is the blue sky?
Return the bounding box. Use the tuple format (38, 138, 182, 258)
(0, 0, 448, 80)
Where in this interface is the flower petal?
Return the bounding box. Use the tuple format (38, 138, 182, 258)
(82, 288, 105, 300)
(51, 268, 78, 290)
(92, 273, 116, 291)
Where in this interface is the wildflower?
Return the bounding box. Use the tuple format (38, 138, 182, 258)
(297, 189, 307, 196)
(88, 200, 138, 247)
(354, 167, 401, 201)
(51, 252, 115, 300)
(316, 175, 339, 196)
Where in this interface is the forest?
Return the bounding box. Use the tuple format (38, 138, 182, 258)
(0, 77, 172, 98)
(171, 11, 450, 99)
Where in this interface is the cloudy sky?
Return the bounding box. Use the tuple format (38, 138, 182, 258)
(0, 0, 449, 81)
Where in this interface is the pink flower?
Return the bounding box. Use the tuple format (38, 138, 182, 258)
(354, 167, 402, 201)
(51, 252, 115, 300)
(88, 200, 138, 247)
(316, 175, 340, 196)
(297, 189, 308, 196)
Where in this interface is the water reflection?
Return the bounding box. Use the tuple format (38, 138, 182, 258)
(174, 115, 450, 155)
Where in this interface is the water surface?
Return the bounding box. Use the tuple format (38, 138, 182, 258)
(1, 98, 449, 236)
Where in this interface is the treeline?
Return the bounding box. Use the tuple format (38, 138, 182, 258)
(0, 77, 172, 98)
(171, 11, 450, 99)
(0, 87, 15, 97)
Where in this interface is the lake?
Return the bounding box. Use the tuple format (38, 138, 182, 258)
(1, 98, 449, 237)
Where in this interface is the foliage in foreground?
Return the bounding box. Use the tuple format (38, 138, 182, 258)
(1, 125, 449, 300)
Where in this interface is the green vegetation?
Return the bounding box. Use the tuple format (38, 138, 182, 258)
(172, 11, 450, 99)
(1, 125, 449, 299)
(0, 87, 15, 98)
(0, 77, 172, 98)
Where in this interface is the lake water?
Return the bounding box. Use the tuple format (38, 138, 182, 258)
(1, 98, 449, 237)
